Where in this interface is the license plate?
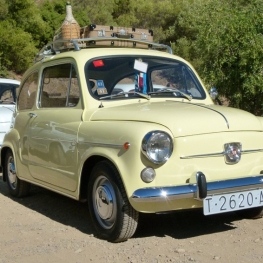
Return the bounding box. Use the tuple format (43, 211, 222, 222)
(203, 189, 263, 215)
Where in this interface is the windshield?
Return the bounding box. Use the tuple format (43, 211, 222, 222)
(85, 56, 206, 100)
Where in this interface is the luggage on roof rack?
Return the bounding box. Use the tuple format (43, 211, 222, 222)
(80, 24, 154, 48)
(35, 24, 171, 63)
(81, 24, 153, 42)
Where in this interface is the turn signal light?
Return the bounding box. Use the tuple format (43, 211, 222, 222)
(123, 142, 130, 150)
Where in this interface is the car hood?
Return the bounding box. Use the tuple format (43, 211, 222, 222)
(90, 101, 263, 137)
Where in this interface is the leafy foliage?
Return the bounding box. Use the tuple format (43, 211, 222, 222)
(0, 20, 37, 74)
(8, 0, 47, 46)
(72, 0, 115, 25)
(170, 0, 263, 114)
(0, 0, 8, 20)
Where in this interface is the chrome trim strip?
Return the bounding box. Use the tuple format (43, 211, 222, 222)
(187, 104, 229, 129)
(131, 175, 263, 202)
(180, 148, 263, 159)
(181, 151, 225, 159)
(31, 137, 76, 144)
(242, 149, 263, 153)
(79, 141, 123, 149)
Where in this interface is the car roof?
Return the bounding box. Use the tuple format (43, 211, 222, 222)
(0, 78, 20, 85)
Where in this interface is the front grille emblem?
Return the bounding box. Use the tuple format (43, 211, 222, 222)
(224, 142, 242, 164)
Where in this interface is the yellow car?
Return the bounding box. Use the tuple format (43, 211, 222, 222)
(1, 37, 263, 243)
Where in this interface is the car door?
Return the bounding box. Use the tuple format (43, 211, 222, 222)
(16, 71, 39, 167)
(16, 63, 82, 192)
(29, 62, 82, 192)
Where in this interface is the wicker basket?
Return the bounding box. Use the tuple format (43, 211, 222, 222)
(62, 23, 80, 40)
(53, 2, 80, 49)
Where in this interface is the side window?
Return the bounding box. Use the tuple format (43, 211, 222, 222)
(40, 63, 80, 108)
(18, 72, 38, 110)
(1, 89, 14, 103)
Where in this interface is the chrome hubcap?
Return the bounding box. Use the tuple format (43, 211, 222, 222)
(7, 156, 17, 190)
(93, 176, 117, 229)
(96, 185, 113, 219)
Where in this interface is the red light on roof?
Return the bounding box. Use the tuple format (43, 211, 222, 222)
(93, 60, 104, 67)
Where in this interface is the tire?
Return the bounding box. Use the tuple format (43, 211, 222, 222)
(87, 160, 139, 242)
(4, 150, 31, 197)
(235, 207, 263, 219)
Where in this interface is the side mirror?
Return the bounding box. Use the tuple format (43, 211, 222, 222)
(209, 87, 218, 100)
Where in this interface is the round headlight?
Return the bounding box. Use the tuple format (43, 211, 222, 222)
(142, 131, 173, 164)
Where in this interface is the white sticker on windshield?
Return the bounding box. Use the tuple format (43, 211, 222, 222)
(134, 59, 148, 73)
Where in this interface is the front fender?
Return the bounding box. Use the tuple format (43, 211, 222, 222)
(256, 116, 263, 129)
(0, 128, 22, 180)
(77, 120, 173, 198)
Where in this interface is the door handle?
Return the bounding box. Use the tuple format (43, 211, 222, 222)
(28, 112, 37, 118)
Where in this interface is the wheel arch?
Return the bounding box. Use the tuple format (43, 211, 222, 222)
(1, 128, 21, 179)
(0, 146, 13, 182)
(79, 155, 119, 201)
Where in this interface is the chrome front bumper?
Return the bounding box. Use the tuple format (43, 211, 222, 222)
(131, 173, 263, 202)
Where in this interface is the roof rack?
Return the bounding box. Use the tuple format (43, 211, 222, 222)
(35, 37, 173, 63)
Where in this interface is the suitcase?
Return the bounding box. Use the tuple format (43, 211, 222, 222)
(80, 24, 154, 48)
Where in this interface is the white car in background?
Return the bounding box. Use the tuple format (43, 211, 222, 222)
(0, 78, 20, 150)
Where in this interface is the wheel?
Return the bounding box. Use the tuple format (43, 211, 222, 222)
(235, 207, 263, 219)
(4, 150, 31, 197)
(87, 160, 139, 242)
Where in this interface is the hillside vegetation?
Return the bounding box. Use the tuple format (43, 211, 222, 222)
(0, 0, 262, 114)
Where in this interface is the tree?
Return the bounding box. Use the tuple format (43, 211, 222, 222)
(0, 0, 8, 20)
(39, 0, 66, 41)
(0, 20, 37, 73)
(71, 0, 182, 42)
(74, 0, 116, 25)
(171, 0, 263, 114)
(40, 0, 91, 41)
(8, 0, 47, 47)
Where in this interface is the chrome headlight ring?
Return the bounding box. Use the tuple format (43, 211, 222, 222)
(141, 130, 173, 164)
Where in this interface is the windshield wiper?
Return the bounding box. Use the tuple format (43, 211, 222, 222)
(134, 92, 151, 100)
(99, 91, 151, 100)
(148, 89, 192, 101)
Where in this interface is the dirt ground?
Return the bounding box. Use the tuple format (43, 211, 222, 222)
(1, 173, 263, 263)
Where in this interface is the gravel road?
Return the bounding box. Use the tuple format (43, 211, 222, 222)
(1, 172, 263, 263)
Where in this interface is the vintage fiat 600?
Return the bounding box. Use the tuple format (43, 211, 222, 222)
(1, 36, 263, 243)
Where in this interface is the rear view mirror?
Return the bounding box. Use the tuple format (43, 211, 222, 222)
(209, 87, 218, 100)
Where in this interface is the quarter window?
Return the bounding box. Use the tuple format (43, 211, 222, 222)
(17, 72, 38, 110)
(40, 64, 80, 108)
